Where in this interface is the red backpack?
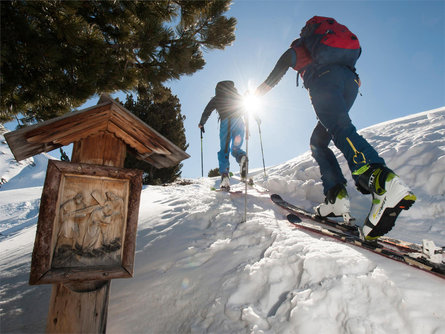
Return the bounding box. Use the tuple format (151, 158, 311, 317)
(292, 16, 361, 70)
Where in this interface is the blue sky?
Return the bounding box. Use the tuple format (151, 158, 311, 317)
(6, 1, 444, 180)
(169, 0, 444, 179)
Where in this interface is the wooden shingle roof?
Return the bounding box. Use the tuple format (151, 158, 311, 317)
(5, 94, 189, 169)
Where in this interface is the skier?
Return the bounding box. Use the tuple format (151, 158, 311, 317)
(255, 16, 416, 240)
(199, 80, 248, 191)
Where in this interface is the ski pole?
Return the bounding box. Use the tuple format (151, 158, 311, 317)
(200, 127, 204, 177)
(244, 114, 249, 223)
(256, 118, 266, 177)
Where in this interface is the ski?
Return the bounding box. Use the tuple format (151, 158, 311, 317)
(211, 187, 243, 195)
(271, 194, 445, 278)
(270, 194, 434, 254)
(285, 213, 445, 279)
(271, 194, 357, 233)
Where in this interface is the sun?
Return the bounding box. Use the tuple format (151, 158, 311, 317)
(242, 92, 261, 114)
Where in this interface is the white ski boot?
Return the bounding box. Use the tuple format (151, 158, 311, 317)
(220, 173, 231, 191)
(355, 164, 416, 240)
(315, 184, 353, 224)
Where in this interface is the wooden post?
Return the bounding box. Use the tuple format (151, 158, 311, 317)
(4, 93, 189, 334)
(46, 132, 126, 334)
(71, 132, 126, 167)
(46, 282, 110, 333)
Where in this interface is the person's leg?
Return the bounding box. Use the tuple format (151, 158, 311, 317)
(229, 116, 248, 179)
(309, 67, 415, 238)
(308, 67, 385, 179)
(229, 116, 246, 162)
(218, 118, 231, 175)
(310, 121, 351, 221)
(310, 121, 346, 195)
(308, 66, 380, 222)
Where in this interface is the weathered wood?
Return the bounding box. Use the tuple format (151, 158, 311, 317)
(71, 132, 126, 167)
(29, 160, 63, 286)
(4, 95, 189, 167)
(4, 104, 112, 161)
(46, 281, 110, 334)
(5, 93, 186, 334)
(109, 108, 171, 154)
(43, 131, 141, 333)
(106, 122, 158, 155)
(26, 109, 111, 144)
(110, 103, 187, 160)
(29, 160, 142, 285)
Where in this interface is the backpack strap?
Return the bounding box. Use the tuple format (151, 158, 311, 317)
(290, 39, 312, 71)
(290, 39, 313, 87)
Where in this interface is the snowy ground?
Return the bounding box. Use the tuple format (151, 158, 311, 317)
(1, 108, 445, 334)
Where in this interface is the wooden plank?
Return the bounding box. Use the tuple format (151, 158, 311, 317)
(71, 134, 104, 166)
(150, 153, 181, 168)
(71, 132, 126, 167)
(4, 94, 189, 166)
(109, 103, 190, 165)
(106, 122, 158, 155)
(5, 131, 62, 162)
(53, 123, 108, 147)
(109, 104, 186, 157)
(46, 282, 110, 333)
(102, 132, 127, 168)
(26, 108, 111, 143)
(136, 153, 173, 169)
(29, 160, 63, 285)
(108, 109, 171, 151)
(4, 104, 113, 161)
(10, 102, 113, 139)
(41, 267, 132, 283)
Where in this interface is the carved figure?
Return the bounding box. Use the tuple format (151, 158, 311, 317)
(57, 193, 87, 248)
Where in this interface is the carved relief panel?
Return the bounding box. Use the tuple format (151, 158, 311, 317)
(30, 160, 142, 285)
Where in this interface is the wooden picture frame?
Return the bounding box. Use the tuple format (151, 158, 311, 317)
(29, 160, 142, 285)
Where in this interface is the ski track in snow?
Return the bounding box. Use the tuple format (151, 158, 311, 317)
(1, 109, 445, 333)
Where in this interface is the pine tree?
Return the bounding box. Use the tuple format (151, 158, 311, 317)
(123, 89, 188, 185)
(1, 0, 236, 123)
(208, 168, 220, 177)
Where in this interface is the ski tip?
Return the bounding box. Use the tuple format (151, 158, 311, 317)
(287, 213, 302, 223)
(270, 194, 282, 201)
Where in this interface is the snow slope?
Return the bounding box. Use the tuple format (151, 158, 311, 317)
(1, 108, 444, 333)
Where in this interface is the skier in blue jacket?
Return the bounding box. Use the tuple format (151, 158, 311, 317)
(256, 17, 416, 240)
(199, 81, 247, 191)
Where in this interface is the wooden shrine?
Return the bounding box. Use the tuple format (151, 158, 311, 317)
(4, 94, 189, 333)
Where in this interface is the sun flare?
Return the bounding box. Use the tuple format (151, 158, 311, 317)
(242, 93, 261, 114)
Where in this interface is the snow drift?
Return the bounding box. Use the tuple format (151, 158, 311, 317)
(1, 108, 444, 333)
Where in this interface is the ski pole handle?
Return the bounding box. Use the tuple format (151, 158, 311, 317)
(200, 128, 204, 177)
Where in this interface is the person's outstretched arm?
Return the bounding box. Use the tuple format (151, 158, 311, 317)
(256, 48, 295, 96)
(198, 97, 217, 128)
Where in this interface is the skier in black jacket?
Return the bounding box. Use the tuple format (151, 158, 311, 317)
(199, 81, 247, 191)
(256, 16, 416, 240)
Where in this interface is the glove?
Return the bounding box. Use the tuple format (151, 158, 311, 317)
(198, 124, 205, 133)
(255, 82, 271, 96)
